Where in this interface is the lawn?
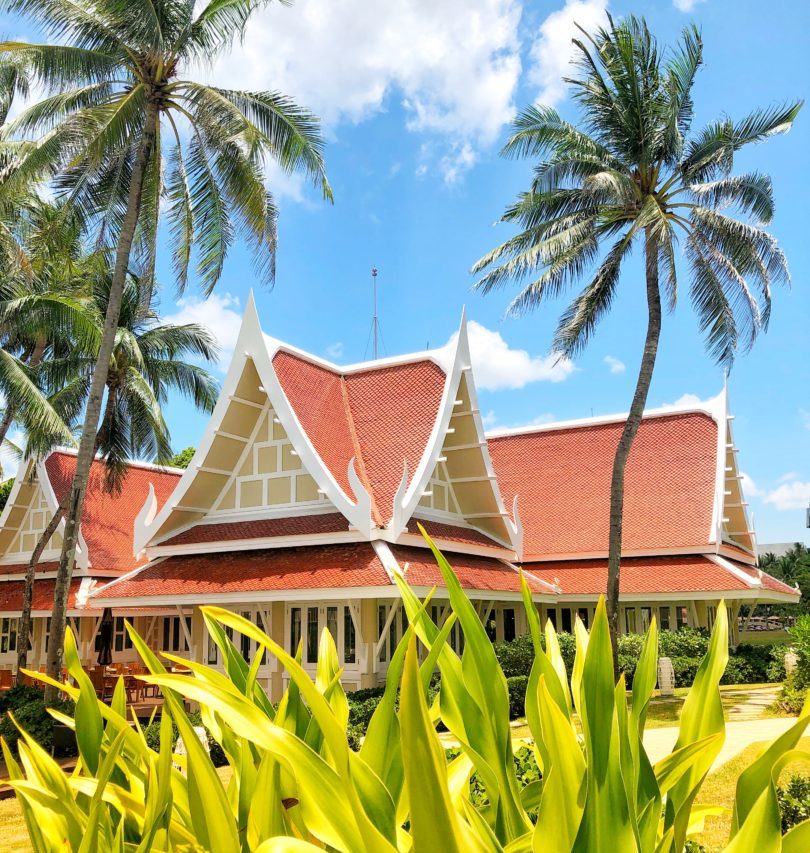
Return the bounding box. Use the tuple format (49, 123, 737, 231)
(692, 736, 810, 851)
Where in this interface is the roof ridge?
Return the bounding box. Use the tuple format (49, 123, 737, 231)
(339, 374, 380, 525)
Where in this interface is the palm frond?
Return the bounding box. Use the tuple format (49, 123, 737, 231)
(689, 172, 774, 225)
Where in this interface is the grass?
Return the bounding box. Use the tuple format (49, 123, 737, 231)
(692, 736, 810, 851)
(0, 794, 31, 852)
(739, 629, 791, 646)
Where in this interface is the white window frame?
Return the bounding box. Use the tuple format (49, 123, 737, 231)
(286, 602, 360, 670)
(205, 607, 271, 669)
(0, 617, 18, 655)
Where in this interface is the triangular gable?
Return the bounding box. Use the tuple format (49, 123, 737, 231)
(712, 385, 756, 558)
(0, 458, 70, 567)
(138, 295, 374, 552)
(391, 314, 521, 554)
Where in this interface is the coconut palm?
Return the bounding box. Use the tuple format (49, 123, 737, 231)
(16, 268, 219, 679)
(0, 0, 331, 687)
(472, 16, 801, 668)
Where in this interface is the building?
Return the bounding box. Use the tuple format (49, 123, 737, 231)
(0, 297, 798, 697)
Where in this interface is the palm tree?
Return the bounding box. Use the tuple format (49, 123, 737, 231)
(0, 0, 331, 688)
(472, 16, 801, 668)
(16, 269, 219, 679)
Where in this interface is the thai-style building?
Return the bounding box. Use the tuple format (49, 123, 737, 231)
(0, 296, 798, 698)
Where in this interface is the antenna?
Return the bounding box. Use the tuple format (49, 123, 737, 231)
(371, 267, 379, 359)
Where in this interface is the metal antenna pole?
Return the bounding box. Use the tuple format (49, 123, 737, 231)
(371, 267, 379, 359)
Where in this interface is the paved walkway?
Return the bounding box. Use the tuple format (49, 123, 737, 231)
(643, 716, 801, 771)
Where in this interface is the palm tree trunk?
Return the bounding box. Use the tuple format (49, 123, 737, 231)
(44, 101, 160, 700)
(606, 227, 662, 680)
(16, 387, 115, 684)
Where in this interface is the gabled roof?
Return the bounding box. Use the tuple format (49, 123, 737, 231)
(488, 404, 725, 562)
(0, 450, 181, 576)
(138, 296, 519, 555)
(0, 577, 88, 614)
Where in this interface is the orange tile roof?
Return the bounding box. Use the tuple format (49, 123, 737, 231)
(93, 543, 392, 600)
(412, 519, 505, 550)
(391, 545, 551, 595)
(44, 452, 181, 574)
(489, 412, 718, 560)
(0, 578, 82, 612)
(160, 513, 350, 546)
(523, 555, 797, 597)
(273, 350, 446, 525)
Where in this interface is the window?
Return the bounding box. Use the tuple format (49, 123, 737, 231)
(640, 607, 652, 632)
(113, 617, 132, 652)
(659, 607, 670, 631)
(561, 609, 572, 633)
(707, 605, 716, 631)
(378, 605, 388, 663)
(0, 618, 17, 654)
(290, 607, 302, 656)
(546, 609, 557, 629)
(676, 606, 689, 629)
(161, 616, 192, 654)
(624, 608, 636, 634)
(577, 608, 590, 629)
(344, 607, 356, 664)
(484, 611, 497, 642)
(291, 603, 360, 666)
(503, 608, 516, 643)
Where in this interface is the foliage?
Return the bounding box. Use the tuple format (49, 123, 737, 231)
(0, 685, 73, 756)
(506, 675, 529, 718)
(142, 709, 226, 768)
(660, 627, 711, 659)
(169, 447, 196, 469)
(760, 545, 810, 612)
(777, 774, 810, 832)
(0, 476, 12, 511)
(789, 615, 810, 685)
(768, 646, 790, 683)
(5, 536, 810, 851)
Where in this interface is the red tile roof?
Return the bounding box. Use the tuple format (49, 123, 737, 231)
(160, 513, 350, 546)
(92, 543, 392, 600)
(273, 350, 446, 524)
(390, 545, 550, 595)
(344, 361, 445, 524)
(44, 452, 182, 574)
(0, 578, 82, 612)
(411, 519, 505, 550)
(729, 562, 798, 596)
(489, 412, 718, 560)
(522, 555, 797, 598)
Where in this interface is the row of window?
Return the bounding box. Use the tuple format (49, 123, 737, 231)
(545, 605, 691, 634)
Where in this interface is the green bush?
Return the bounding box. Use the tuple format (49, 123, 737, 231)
(773, 673, 807, 715)
(0, 685, 74, 756)
(347, 695, 382, 729)
(493, 633, 534, 678)
(720, 655, 755, 685)
(659, 626, 710, 659)
(766, 645, 789, 683)
(777, 774, 810, 832)
(142, 709, 227, 767)
(670, 656, 701, 688)
(788, 615, 810, 686)
(505, 675, 528, 719)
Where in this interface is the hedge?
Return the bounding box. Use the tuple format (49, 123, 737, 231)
(0, 685, 74, 756)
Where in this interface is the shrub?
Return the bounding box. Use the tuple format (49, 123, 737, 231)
(773, 673, 807, 715)
(493, 633, 534, 678)
(777, 774, 810, 832)
(732, 643, 780, 683)
(659, 626, 710, 659)
(347, 695, 382, 730)
(720, 655, 755, 685)
(505, 675, 528, 719)
(670, 656, 701, 688)
(766, 645, 789, 683)
(617, 633, 646, 687)
(142, 709, 227, 767)
(788, 615, 810, 686)
(0, 685, 74, 756)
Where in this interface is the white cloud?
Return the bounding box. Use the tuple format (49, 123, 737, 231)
(673, 0, 706, 12)
(205, 0, 523, 182)
(527, 0, 610, 107)
(779, 471, 800, 483)
(603, 355, 626, 374)
(163, 292, 242, 371)
(763, 479, 810, 512)
(482, 409, 498, 428)
(660, 392, 708, 410)
(444, 320, 576, 391)
(740, 471, 761, 498)
(440, 143, 478, 185)
(326, 342, 344, 359)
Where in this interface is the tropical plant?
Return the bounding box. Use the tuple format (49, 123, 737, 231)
(7, 533, 810, 851)
(169, 445, 196, 469)
(14, 270, 220, 680)
(0, 0, 331, 692)
(471, 15, 801, 668)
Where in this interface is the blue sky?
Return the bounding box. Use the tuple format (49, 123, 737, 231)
(2, 0, 808, 543)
